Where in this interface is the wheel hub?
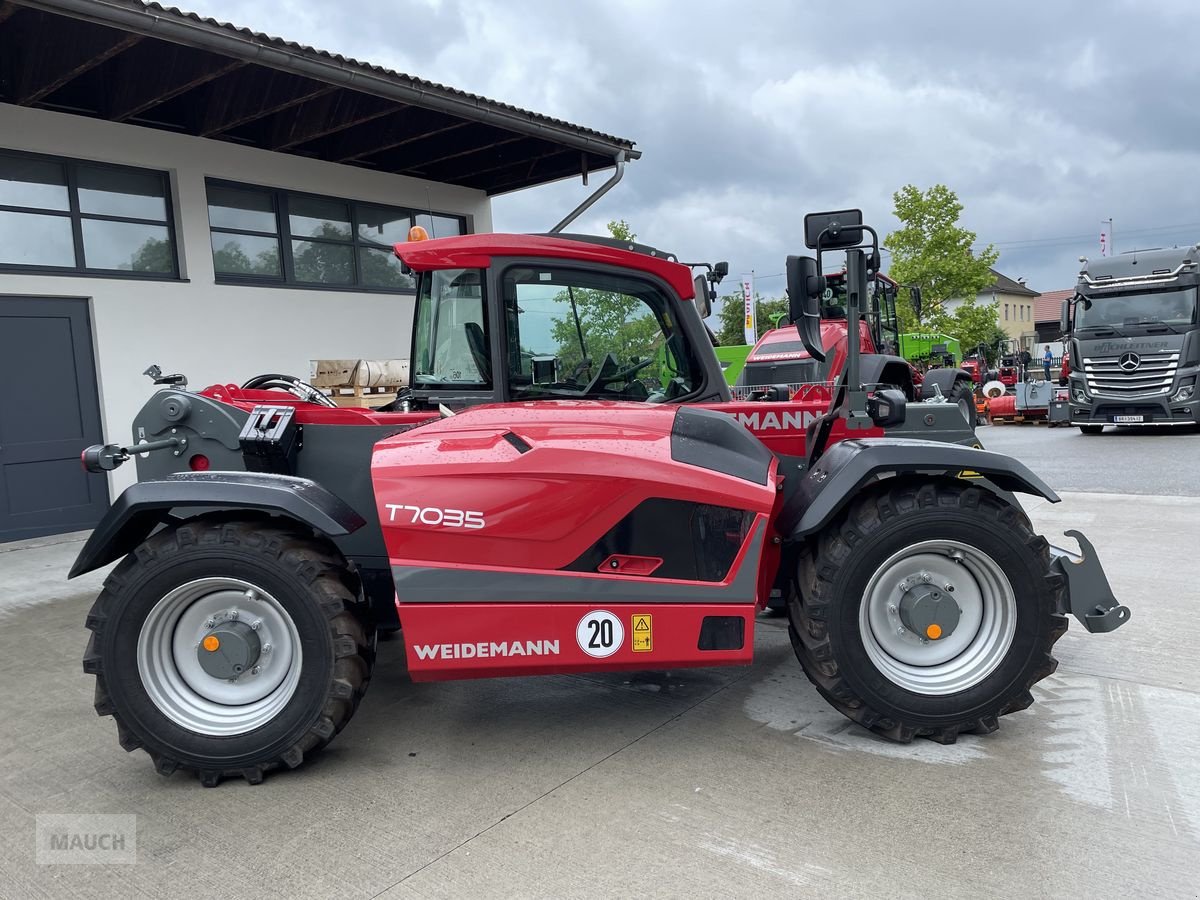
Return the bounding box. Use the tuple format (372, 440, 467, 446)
(898, 585, 961, 641)
(197, 618, 262, 680)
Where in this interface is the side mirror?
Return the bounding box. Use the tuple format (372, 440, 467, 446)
(692, 274, 712, 319)
(786, 254, 826, 363)
(1059, 298, 1070, 336)
(803, 209, 864, 250)
(866, 388, 907, 428)
(910, 285, 923, 320)
(713, 261, 729, 281)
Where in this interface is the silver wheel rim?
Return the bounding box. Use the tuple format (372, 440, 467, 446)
(859, 540, 1017, 695)
(137, 577, 302, 736)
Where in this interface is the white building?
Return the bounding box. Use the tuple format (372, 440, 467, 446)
(0, 0, 636, 541)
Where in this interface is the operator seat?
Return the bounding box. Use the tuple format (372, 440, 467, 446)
(464, 321, 491, 382)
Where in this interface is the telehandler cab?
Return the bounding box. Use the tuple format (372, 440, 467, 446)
(73, 210, 1128, 786)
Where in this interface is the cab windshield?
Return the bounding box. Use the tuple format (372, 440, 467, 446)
(1077, 286, 1197, 334)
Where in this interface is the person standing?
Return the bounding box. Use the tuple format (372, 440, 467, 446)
(1043, 345, 1053, 381)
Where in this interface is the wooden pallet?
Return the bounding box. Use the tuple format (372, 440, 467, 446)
(328, 385, 402, 408)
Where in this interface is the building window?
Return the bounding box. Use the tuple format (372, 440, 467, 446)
(1004, 303, 1009, 320)
(206, 179, 466, 292)
(0, 149, 177, 277)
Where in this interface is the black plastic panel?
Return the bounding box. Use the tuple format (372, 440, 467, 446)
(562, 498, 753, 582)
(670, 407, 774, 486)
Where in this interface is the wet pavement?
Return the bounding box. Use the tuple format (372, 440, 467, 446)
(0, 443, 1196, 897)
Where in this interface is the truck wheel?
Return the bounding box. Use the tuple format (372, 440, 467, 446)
(947, 379, 975, 428)
(790, 480, 1066, 744)
(1078, 425, 1104, 435)
(83, 519, 374, 786)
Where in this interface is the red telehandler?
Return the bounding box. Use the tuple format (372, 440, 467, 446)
(72, 209, 1128, 785)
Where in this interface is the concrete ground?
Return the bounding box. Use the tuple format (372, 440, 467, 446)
(0, 426, 1197, 899)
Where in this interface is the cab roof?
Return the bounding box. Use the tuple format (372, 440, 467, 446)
(393, 233, 697, 299)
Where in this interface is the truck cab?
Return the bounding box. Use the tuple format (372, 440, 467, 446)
(1064, 246, 1200, 431)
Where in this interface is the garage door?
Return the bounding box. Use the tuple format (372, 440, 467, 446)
(0, 297, 109, 542)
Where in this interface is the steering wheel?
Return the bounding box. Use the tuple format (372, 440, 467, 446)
(241, 373, 338, 408)
(582, 354, 657, 394)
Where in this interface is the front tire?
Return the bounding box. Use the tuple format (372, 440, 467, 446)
(83, 519, 374, 786)
(789, 480, 1066, 744)
(947, 378, 975, 429)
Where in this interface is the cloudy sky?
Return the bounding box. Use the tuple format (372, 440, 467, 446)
(190, 0, 1199, 299)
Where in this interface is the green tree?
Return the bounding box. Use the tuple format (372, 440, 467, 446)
(127, 237, 174, 274)
(716, 292, 788, 345)
(607, 219, 635, 242)
(941, 298, 1006, 361)
(884, 184, 999, 325)
(544, 220, 662, 381)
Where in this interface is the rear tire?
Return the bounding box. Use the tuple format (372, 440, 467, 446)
(789, 479, 1066, 744)
(1078, 425, 1104, 435)
(83, 518, 374, 786)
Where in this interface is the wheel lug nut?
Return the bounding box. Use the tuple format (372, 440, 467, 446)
(229, 610, 239, 621)
(945, 583, 954, 592)
(251, 666, 261, 675)
(262, 644, 272, 654)
(251, 619, 262, 631)
(888, 604, 897, 614)
(921, 572, 931, 583)
(897, 627, 906, 635)
(204, 618, 215, 629)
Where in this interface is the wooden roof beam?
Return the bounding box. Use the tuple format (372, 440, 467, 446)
(108, 45, 245, 122)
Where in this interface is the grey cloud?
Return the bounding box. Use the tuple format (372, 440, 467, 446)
(187, 0, 1200, 295)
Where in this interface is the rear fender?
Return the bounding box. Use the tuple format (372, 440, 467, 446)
(778, 438, 1058, 539)
(921, 367, 971, 398)
(69, 472, 365, 578)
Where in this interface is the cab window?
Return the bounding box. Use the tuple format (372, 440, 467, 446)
(501, 265, 697, 402)
(411, 268, 490, 388)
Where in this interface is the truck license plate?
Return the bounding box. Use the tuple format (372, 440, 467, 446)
(1113, 415, 1144, 423)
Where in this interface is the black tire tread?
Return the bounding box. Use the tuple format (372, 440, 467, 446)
(82, 518, 374, 787)
(790, 479, 1067, 744)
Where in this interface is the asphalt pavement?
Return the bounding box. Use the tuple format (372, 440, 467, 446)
(980, 420, 1200, 495)
(0, 426, 1197, 899)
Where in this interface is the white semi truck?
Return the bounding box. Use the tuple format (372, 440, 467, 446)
(1063, 246, 1199, 433)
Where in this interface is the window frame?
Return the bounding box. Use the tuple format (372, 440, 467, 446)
(206, 177, 468, 293)
(0, 147, 180, 280)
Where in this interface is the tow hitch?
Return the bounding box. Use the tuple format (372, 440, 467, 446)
(1050, 530, 1131, 633)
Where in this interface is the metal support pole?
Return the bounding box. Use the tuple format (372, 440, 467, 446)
(845, 248, 864, 392)
(549, 152, 627, 234)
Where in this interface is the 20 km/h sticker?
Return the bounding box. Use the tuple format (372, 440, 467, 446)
(631, 614, 652, 652)
(576, 610, 624, 658)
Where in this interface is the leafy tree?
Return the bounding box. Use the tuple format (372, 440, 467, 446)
(716, 292, 788, 345)
(884, 184, 999, 325)
(541, 220, 664, 384)
(941, 299, 1006, 361)
(212, 239, 279, 276)
(127, 237, 174, 273)
(607, 219, 635, 242)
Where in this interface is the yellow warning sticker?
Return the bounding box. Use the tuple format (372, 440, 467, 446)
(631, 614, 652, 652)
(958, 469, 983, 479)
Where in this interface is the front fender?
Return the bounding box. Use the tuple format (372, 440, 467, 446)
(779, 438, 1058, 539)
(69, 471, 365, 578)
